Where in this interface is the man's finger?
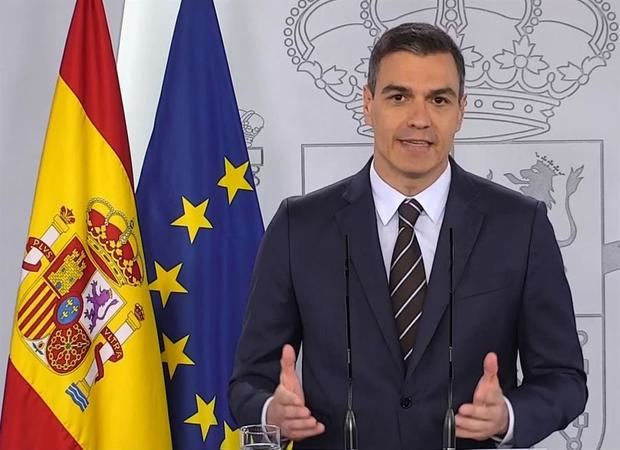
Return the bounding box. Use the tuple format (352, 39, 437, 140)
(482, 352, 499, 381)
(457, 403, 493, 421)
(472, 353, 502, 405)
(285, 416, 320, 431)
(280, 344, 303, 397)
(455, 414, 489, 433)
(280, 344, 297, 377)
(455, 425, 487, 441)
(282, 405, 311, 420)
(286, 422, 325, 441)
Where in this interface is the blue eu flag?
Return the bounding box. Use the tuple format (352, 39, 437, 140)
(136, 1, 264, 448)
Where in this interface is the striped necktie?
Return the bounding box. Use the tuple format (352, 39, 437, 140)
(389, 198, 426, 361)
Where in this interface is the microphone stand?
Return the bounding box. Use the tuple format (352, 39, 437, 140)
(344, 236, 358, 450)
(443, 228, 456, 450)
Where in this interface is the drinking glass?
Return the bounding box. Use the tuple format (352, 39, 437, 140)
(240, 424, 280, 450)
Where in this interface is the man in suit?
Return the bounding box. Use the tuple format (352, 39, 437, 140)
(229, 23, 586, 449)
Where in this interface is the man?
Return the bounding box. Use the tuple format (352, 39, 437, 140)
(229, 23, 586, 449)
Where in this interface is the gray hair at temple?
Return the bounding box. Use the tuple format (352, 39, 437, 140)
(367, 22, 466, 98)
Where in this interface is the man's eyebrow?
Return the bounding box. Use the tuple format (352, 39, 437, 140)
(379, 85, 459, 98)
(427, 87, 458, 98)
(380, 84, 412, 95)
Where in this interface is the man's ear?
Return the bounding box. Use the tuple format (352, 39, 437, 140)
(363, 85, 374, 126)
(456, 93, 467, 131)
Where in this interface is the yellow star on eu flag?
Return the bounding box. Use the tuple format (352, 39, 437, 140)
(217, 157, 253, 204)
(219, 421, 240, 450)
(161, 334, 195, 379)
(171, 196, 213, 243)
(148, 261, 188, 307)
(184, 395, 218, 441)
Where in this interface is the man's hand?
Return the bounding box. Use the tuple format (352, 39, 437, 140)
(456, 352, 509, 441)
(266, 344, 325, 441)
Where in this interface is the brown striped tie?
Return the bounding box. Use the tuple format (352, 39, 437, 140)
(390, 198, 426, 361)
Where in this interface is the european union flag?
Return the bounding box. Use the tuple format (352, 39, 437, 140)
(136, 1, 264, 448)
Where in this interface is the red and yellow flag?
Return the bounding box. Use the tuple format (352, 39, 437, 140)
(0, 1, 172, 448)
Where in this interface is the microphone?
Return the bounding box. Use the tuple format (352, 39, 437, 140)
(344, 235, 358, 450)
(443, 228, 456, 450)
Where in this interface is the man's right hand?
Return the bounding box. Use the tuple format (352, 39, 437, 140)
(266, 344, 325, 441)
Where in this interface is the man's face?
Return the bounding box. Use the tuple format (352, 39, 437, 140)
(363, 51, 465, 195)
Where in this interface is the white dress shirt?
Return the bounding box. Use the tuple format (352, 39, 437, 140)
(262, 161, 514, 447)
(370, 159, 451, 279)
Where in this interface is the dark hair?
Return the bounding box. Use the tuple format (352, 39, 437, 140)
(367, 22, 465, 97)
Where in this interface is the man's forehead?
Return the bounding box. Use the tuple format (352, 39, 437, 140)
(377, 51, 458, 74)
(375, 52, 460, 89)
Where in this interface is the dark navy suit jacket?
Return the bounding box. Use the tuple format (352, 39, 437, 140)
(229, 159, 587, 450)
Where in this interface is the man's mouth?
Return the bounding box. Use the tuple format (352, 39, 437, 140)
(398, 139, 433, 147)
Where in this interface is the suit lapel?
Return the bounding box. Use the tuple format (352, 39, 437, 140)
(335, 162, 404, 373)
(406, 160, 486, 378)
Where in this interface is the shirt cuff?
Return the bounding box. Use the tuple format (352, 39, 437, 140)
(261, 396, 275, 426)
(492, 395, 515, 448)
(262, 396, 291, 446)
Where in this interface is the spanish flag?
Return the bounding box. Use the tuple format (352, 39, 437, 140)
(0, 1, 172, 449)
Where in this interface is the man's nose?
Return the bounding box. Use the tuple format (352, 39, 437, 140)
(406, 101, 431, 128)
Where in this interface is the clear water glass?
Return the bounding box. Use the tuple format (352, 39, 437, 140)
(240, 424, 280, 450)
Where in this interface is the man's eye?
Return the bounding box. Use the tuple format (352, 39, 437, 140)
(433, 97, 449, 105)
(391, 94, 405, 102)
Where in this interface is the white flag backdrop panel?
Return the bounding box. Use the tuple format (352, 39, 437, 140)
(1, 1, 618, 448)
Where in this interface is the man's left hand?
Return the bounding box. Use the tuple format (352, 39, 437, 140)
(455, 352, 509, 441)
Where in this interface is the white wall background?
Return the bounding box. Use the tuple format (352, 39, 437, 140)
(2, 1, 619, 449)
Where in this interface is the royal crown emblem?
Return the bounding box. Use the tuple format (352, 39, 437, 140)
(284, 0, 618, 140)
(86, 198, 143, 286)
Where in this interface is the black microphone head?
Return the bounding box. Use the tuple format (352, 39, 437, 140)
(443, 407, 456, 450)
(344, 408, 358, 450)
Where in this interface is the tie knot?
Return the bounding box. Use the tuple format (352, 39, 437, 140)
(398, 199, 423, 228)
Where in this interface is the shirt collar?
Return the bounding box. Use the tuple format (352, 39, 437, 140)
(370, 159, 452, 226)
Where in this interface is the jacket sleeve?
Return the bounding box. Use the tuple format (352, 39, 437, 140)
(508, 201, 588, 447)
(228, 199, 303, 425)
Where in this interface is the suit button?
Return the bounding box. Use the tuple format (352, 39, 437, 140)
(400, 396, 412, 409)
